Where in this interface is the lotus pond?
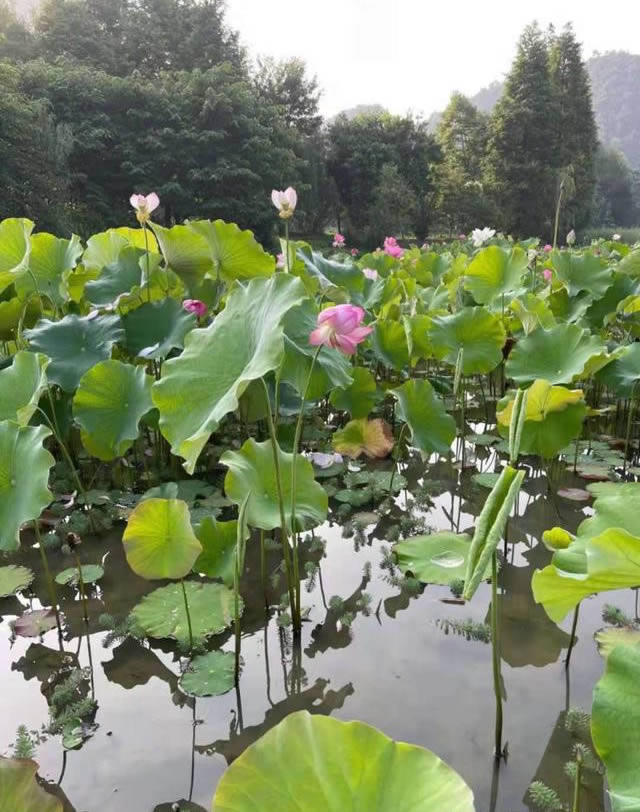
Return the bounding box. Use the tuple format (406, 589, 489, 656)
(1, 209, 640, 811)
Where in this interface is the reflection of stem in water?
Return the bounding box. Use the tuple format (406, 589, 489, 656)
(491, 552, 504, 759)
(34, 522, 64, 650)
(189, 701, 196, 802)
(278, 625, 290, 697)
(565, 658, 571, 713)
(572, 751, 582, 812)
(234, 676, 244, 732)
(264, 615, 275, 707)
(488, 757, 501, 812)
(260, 530, 267, 608)
(74, 553, 89, 625)
(180, 578, 195, 654)
(85, 624, 95, 698)
(317, 562, 328, 611)
(56, 748, 68, 787)
(565, 603, 580, 670)
(291, 634, 302, 695)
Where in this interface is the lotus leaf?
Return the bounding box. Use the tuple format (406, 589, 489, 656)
(578, 482, 640, 540)
(393, 532, 482, 585)
(194, 517, 246, 587)
(0, 758, 62, 812)
(15, 233, 82, 305)
(532, 528, 640, 622)
(465, 245, 528, 304)
(596, 343, 640, 398)
(129, 581, 239, 647)
(179, 650, 236, 697)
(329, 366, 378, 418)
(332, 418, 394, 459)
(73, 360, 153, 460)
(297, 247, 365, 294)
(55, 565, 104, 587)
(585, 273, 639, 329)
(551, 250, 612, 298)
(152, 274, 306, 473)
(592, 642, 640, 811)
(595, 627, 640, 660)
(14, 609, 58, 637)
(372, 319, 410, 369)
(0, 565, 35, 597)
(392, 379, 456, 457)
(221, 438, 327, 532)
(149, 222, 213, 291)
(0, 422, 54, 552)
(211, 710, 475, 812)
(429, 307, 506, 374)
(505, 324, 608, 385)
(281, 301, 353, 399)
(122, 298, 196, 359)
(0, 351, 48, 426)
(123, 498, 202, 580)
(25, 314, 124, 392)
(0, 217, 33, 294)
(509, 293, 556, 335)
(84, 246, 146, 306)
(187, 219, 275, 282)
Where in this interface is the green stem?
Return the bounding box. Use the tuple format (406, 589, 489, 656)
(572, 753, 582, 812)
(553, 181, 565, 250)
(74, 553, 89, 625)
(290, 345, 323, 627)
(34, 522, 63, 649)
(284, 220, 290, 274)
(260, 378, 296, 627)
(35, 406, 89, 514)
(624, 390, 636, 474)
(26, 269, 45, 315)
(459, 375, 466, 470)
(565, 602, 580, 670)
(143, 223, 152, 301)
(389, 423, 409, 495)
(260, 529, 268, 608)
(180, 578, 194, 654)
(491, 552, 503, 759)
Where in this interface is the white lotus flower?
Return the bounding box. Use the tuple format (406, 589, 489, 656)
(271, 187, 297, 220)
(528, 248, 537, 263)
(566, 229, 576, 246)
(130, 192, 159, 224)
(613, 233, 621, 241)
(471, 227, 496, 248)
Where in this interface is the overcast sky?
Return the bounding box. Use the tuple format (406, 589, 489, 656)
(225, 0, 640, 117)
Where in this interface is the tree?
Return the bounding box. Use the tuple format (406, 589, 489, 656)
(254, 57, 322, 137)
(0, 0, 35, 60)
(548, 24, 598, 231)
(369, 163, 417, 238)
(593, 146, 635, 227)
(486, 23, 557, 238)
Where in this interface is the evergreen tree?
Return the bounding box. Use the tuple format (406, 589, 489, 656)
(548, 24, 598, 231)
(486, 22, 556, 238)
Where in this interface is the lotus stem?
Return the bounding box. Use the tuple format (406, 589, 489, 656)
(553, 178, 566, 250)
(491, 552, 503, 759)
(74, 552, 89, 625)
(143, 223, 152, 301)
(260, 529, 267, 608)
(389, 423, 409, 495)
(34, 521, 63, 650)
(234, 495, 250, 680)
(180, 578, 194, 654)
(572, 750, 582, 812)
(260, 378, 296, 626)
(565, 602, 580, 670)
(284, 220, 290, 274)
(624, 389, 636, 474)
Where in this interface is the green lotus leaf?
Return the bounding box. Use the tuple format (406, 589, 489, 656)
(0, 351, 48, 426)
(0, 422, 54, 552)
(497, 380, 587, 458)
(16, 233, 82, 305)
(194, 517, 247, 587)
(329, 367, 379, 419)
(179, 650, 236, 697)
(0, 565, 35, 597)
(618, 248, 640, 276)
(472, 472, 501, 489)
(73, 360, 153, 460)
(595, 627, 640, 660)
(592, 642, 640, 811)
(123, 498, 202, 580)
(147, 223, 212, 292)
(152, 274, 306, 473)
(406, 314, 435, 363)
(82, 229, 131, 274)
(84, 246, 145, 306)
(505, 324, 608, 385)
(187, 219, 275, 282)
(297, 247, 365, 294)
(332, 418, 394, 459)
(551, 250, 612, 298)
(0, 758, 62, 812)
(429, 307, 506, 375)
(25, 314, 124, 393)
(211, 710, 475, 812)
(113, 226, 159, 253)
(585, 272, 639, 329)
(280, 300, 353, 400)
(55, 565, 104, 587)
(532, 528, 640, 622)
(392, 379, 456, 457)
(372, 319, 409, 369)
(0, 297, 39, 341)
(578, 482, 640, 540)
(221, 438, 327, 532)
(465, 245, 528, 304)
(122, 298, 196, 360)
(509, 293, 556, 335)
(596, 343, 640, 398)
(0, 218, 33, 294)
(393, 531, 482, 585)
(129, 581, 239, 647)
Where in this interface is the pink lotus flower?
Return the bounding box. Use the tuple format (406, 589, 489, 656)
(459, 234, 467, 240)
(130, 193, 159, 224)
(421, 242, 430, 251)
(309, 305, 373, 355)
(362, 267, 378, 281)
(333, 233, 346, 248)
(276, 252, 285, 269)
(543, 244, 553, 253)
(383, 236, 404, 258)
(351, 248, 359, 256)
(543, 269, 553, 283)
(271, 187, 297, 219)
(183, 299, 207, 317)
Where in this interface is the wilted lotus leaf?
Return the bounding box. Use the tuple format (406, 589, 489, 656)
(332, 418, 394, 459)
(0, 565, 34, 598)
(14, 609, 58, 637)
(595, 627, 640, 660)
(0, 757, 61, 812)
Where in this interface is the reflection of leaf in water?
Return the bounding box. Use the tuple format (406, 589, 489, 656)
(12, 643, 78, 684)
(196, 678, 354, 764)
(524, 710, 604, 812)
(103, 637, 179, 692)
(153, 802, 207, 812)
(305, 572, 371, 658)
(491, 561, 571, 668)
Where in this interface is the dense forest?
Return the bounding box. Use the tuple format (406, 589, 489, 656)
(0, 0, 638, 245)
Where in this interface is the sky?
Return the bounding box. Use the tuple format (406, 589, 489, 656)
(225, 0, 640, 118)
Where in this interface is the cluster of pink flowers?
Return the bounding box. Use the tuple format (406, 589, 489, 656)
(351, 248, 359, 257)
(183, 299, 207, 317)
(543, 244, 553, 253)
(309, 305, 373, 355)
(383, 236, 404, 258)
(333, 233, 346, 249)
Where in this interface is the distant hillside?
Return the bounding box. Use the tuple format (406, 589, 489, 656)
(429, 52, 640, 169)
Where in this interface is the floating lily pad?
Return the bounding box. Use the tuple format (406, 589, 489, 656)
(393, 532, 480, 585)
(14, 609, 58, 637)
(179, 650, 236, 697)
(332, 418, 394, 459)
(0, 565, 34, 598)
(466, 433, 500, 446)
(129, 581, 239, 647)
(55, 565, 104, 587)
(472, 472, 501, 489)
(557, 487, 591, 501)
